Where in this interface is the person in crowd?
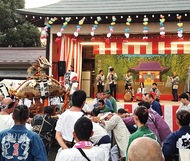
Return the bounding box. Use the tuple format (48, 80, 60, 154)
(171, 72, 179, 102)
(126, 106, 157, 155)
(123, 101, 171, 145)
(128, 137, 164, 161)
(93, 92, 102, 109)
(0, 95, 5, 111)
(0, 98, 18, 131)
(104, 90, 117, 112)
(98, 99, 112, 113)
(31, 106, 57, 154)
(0, 105, 48, 161)
(96, 69, 105, 93)
(150, 82, 161, 102)
(162, 110, 190, 161)
(123, 71, 133, 90)
(185, 91, 190, 100)
(124, 84, 134, 102)
(107, 67, 118, 100)
(177, 93, 190, 112)
(118, 108, 137, 134)
(55, 90, 87, 149)
(94, 112, 130, 161)
(135, 82, 146, 101)
(55, 117, 105, 161)
(145, 93, 163, 116)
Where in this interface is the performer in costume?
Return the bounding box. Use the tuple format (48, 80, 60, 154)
(171, 72, 179, 102)
(124, 71, 133, 90)
(149, 83, 161, 102)
(124, 84, 134, 102)
(107, 67, 118, 100)
(96, 69, 105, 93)
(135, 82, 146, 101)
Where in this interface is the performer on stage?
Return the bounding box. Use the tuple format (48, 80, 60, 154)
(135, 82, 146, 101)
(107, 67, 118, 100)
(150, 83, 161, 102)
(171, 72, 179, 102)
(96, 69, 105, 93)
(124, 84, 134, 102)
(123, 71, 133, 90)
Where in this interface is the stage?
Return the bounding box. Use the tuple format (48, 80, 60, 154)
(86, 98, 181, 132)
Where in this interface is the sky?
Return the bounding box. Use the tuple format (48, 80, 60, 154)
(25, 0, 60, 8)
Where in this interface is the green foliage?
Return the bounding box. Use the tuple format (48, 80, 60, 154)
(0, 0, 41, 47)
(95, 54, 190, 83)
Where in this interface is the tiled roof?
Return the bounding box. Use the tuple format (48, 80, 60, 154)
(0, 47, 46, 64)
(130, 61, 170, 72)
(17, 0, 190, 16)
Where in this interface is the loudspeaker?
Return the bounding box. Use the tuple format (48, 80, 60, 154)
(58, 61, 66, 77)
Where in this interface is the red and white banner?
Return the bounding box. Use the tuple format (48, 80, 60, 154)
(59, 35, 82, 87)
(117, 103, 179, 132)
(94, 38, 190, 55)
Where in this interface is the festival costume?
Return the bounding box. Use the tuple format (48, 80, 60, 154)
(108, 96, 117, 112)
(107, 72, 118, 99)
(177, 102, 190, 112)
(172, 75, 179, 101)
(126, 126, 157, 160)
(104, 114, 130, 159)
(96, 74, 105, 93)
(123, 108, 171, 144)
(32, 114, 57, 153)
(151, 100, 163, 116)
(123, 75, 133, 90)
(55, 141, 105, 161)
(0, 125, 47, 161)
(162, 126, 190, 161)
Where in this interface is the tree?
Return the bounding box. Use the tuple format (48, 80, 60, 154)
(0, 0, 41, 47)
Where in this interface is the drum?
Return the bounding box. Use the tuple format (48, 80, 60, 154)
(124, 90, 132, 102)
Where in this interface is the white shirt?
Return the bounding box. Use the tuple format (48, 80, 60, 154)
(177, 102, 190, 112)
(55, 110, 84, 142)
(0, 115, 14, 131)
(55, 147, 105, 161)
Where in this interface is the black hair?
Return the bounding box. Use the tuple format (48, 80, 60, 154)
(13, 105, 29, 124)
(140, 82, 144, 88)
(176, 110, 190, 126)
(98, 69, 103, 74)
(44, 106, 53, 115)
(72, 90, 86, 107)
(179, 93, 189, 100)
(134, 106, 149, 124)
(91, 108, 100, 116)
(118, 108, 128, 114)
(138, 101, 151, 109)
(152, 83, 157, 86)
(146, 93, 154, 99)
(74, 117, 93, 141)
(98, 99, 105, 105)
(110, 68, 114, 72)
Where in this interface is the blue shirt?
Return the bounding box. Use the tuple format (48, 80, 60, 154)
(151, 100, 162, 116)
(0, 124, 48, 161)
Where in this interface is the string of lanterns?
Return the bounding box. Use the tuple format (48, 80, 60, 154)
(124, 16, 132, 40)
(106, 16, 116, 43)
(143, 17, 148, 40)
(177, 15, 183, 40)
(91, 16, 102, 41)
(72, 17, 86, 42)
(159, 15, 165, 38)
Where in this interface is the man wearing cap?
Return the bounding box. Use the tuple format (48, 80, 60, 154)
(177, 93, 190, 112)
(104, 90, 117, 113)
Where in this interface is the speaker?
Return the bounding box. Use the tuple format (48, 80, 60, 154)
(58, 61, 66, 77)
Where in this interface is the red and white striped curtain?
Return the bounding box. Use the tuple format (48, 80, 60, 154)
(93, 38, 190, 55)
(59, 35, 82, 88)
